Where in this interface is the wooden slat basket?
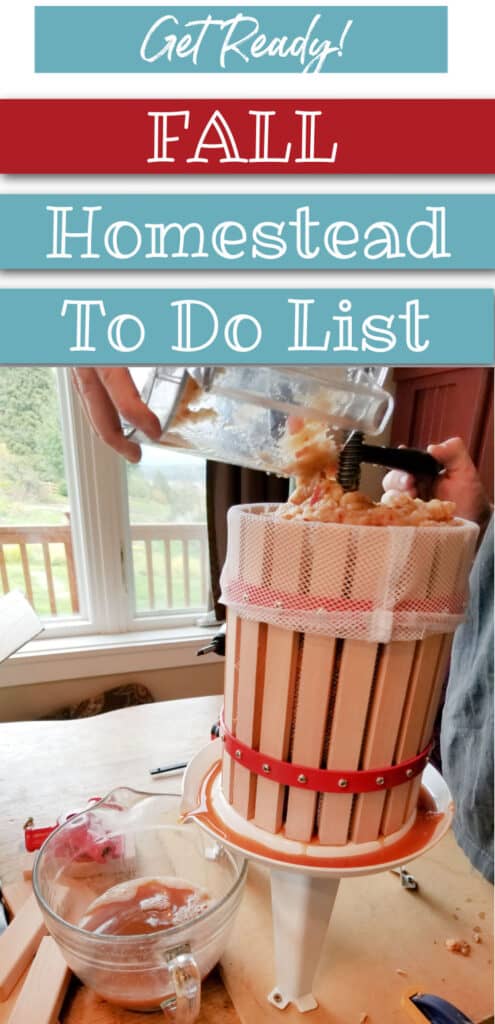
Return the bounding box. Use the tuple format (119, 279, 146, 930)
(220, 506, 479, 846)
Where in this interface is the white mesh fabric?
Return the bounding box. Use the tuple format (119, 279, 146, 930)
(219, 505, 479, 643)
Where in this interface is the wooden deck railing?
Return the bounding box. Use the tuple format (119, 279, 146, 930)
(0, 525, 78, 615)
(0, 522, 209, 617)
(130, 523, 209, 611)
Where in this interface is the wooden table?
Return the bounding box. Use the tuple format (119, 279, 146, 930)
(0, 697, 493, 1024)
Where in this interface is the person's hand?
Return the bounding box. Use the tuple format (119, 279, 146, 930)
(382, 436, 491, 527)
(71, 368, 162, 463)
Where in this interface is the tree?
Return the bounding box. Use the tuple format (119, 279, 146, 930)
(0, 368, 66, 495)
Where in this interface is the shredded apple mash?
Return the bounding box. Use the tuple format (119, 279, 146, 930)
(278, 419, 455, 527)
(165, 382, 455, 526)
(172, 375, 216, 426)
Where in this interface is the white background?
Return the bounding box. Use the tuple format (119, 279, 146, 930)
(2, 0, 495, 98)
(0, 1, 493, 353)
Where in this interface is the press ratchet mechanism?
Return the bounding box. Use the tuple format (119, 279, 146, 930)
(337, 431, 444, 492)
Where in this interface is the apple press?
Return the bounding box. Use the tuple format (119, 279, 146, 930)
(181, 503, 479, 1014)
(125, 367, 475, 1014)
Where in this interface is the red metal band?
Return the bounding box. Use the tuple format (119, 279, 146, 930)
(221, 715, 432, 795)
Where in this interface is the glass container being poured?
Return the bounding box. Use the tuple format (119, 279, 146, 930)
(123, 366, 393, 478)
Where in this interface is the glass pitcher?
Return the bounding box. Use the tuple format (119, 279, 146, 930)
(33, 788, 247, 1021)
(124, 366, 393, 476)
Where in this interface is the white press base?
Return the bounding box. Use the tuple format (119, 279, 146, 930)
(182, 746, 454, 1015)
(268, 988, 318, 1013)
(267, 869, 340, 1012)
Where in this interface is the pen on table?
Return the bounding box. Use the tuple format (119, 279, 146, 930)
(149, 761, 188, 777)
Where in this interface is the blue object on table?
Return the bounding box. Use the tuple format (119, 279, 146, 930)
(411, 994, 475, 1024)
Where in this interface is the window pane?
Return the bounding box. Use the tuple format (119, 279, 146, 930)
(127, 447, 209, 616)
(0, 368, 80, 619)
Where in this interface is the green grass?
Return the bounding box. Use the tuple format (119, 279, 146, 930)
(127, 488, 206, 525)
(0, 502, 70, 527)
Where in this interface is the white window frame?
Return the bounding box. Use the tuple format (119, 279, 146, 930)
(0, 371, 217, 687)
(2, 370, 212, 643)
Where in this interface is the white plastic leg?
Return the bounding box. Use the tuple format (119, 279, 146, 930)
(267, 869, 340, 1013)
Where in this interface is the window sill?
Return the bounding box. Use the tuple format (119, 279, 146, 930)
(0, 627, 220, 688)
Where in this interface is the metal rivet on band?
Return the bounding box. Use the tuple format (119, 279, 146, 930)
(235, 749, 242, 760)
(262, 763, 271, 774)
(405, 768, 414, 778)
(338, 778, 349, 789)
(297, 774, 308, 785)
(242, 593, 249, 602)
(376, 776, 385, 786)
(274, 600, 284, 609)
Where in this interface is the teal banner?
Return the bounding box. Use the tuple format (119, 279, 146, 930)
(35, 6, 448, 74)
(0, 195, 494, 270)
(0, 290, 491, 365)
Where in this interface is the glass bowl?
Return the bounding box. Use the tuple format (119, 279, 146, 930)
(33, 788, 247, 1021)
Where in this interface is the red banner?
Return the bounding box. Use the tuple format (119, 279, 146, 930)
(0, 99, 494, 174)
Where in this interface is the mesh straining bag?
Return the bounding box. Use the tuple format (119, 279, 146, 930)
(220, 505, 479, 644)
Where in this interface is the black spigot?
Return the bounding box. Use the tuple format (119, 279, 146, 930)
(197, 624, 226, 658)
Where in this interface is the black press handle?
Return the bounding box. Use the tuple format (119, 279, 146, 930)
(359, 444, 443, 480)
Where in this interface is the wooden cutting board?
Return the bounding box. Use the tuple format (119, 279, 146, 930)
(0, 968, 238, 1024)
(61, 971, 240, 1024)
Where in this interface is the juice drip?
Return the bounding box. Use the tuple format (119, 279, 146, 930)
(79, 876, 211, 936)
